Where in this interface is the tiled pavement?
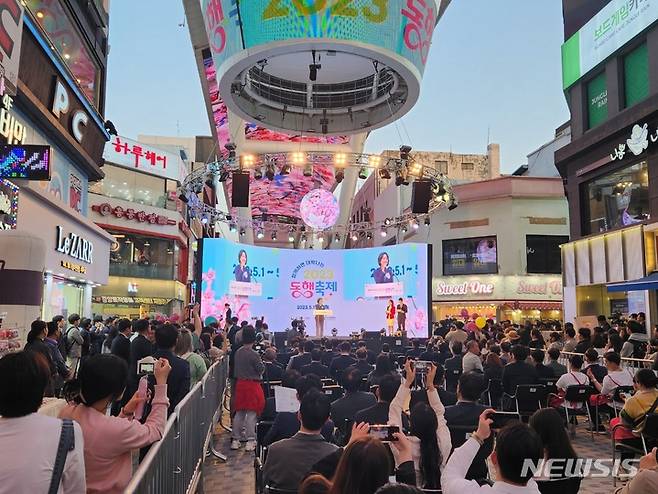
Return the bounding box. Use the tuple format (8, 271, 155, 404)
(202, 419, 629, 493)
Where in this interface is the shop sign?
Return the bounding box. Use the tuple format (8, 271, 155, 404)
(92, 295, 172, 305)
(516, 279, 562, 296)
(55, 225, 93, 263)
(0, 80, 25, 144)
(435, 280, 495, 296)
(92, 203, 177, 226)
(610, 123, 658, 161)
(103, 136, 186, 182)
(61, 260, 86, 274)
(0, 1, 24, 94)
(51, 79, 90, 144)
(0, 179, 17, 230)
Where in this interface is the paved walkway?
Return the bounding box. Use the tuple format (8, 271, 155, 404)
(203, 418, 627, 493)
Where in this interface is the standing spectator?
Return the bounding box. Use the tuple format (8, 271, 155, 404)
(90, 315, 105, 355)
(462, 340, 483, 374)
(573, 328, 591, 354)
(64, 314, 83, 376)
(621, 320, 649, 358)
(231, 326, 265, 451)
(110, 318, 132, 365)
(60, 354, 171, 494)
(546, 348, 568, 377)
(45, 321, 71, 394)
(0, 351, 85, 494)
(79, 318, 92, 359)
(153, 324, 190, 415)
(329, 341, 356, 381)
(129, 319, 154, 384)
(528, 329, 545, 350)
(175, 328, 207, 387)
(24, 320, 56, 395)
(445, 322, 468, 345)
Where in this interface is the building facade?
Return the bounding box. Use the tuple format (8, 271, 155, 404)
(0, 1, 112, 336)
(556, 0, 658, 326)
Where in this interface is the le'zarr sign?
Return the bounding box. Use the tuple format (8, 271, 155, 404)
(92, 203, 176, 226)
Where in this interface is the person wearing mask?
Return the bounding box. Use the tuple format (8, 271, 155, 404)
(59, 354, 170, 494)
(368, 353, 397, 388)
(582, 348, 607, 382)
(175, 328, 207, 387)
(501, 345, 538, 407)
(562, 325, 577, 353)
(64, 314, 83, 376)
(350, 347, 374, 375)
(301, 349, 330, 378)
(262, 347, 285, 382)
(529, 408, 581, 493)
(555, 354, 590, 410)
(331, 368, 376, 433)
(546, 348, 567, 377)
(530, 349, 554, 379)
(329, 341, 356, 381)
(90, 315, 105, 355)
(288, 340, 315, 372)
(0, 351, 85, 493)
(573, 327, 592, 354)
(153, 324, 190, 415)
(444, 372, 493, 481)
(231, 326, 265, 451)
(263, 390, 338, 491)
(389, 360, 451, 489)
(110, 318, 132, 365)
(462, 340, 483, 374)
(441, 410, 543, 494)
(24, 320, 56, 395)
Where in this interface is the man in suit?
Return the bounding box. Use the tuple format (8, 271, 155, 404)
(128, 319, 154, 391)
(546, 348, 567, 377)
(349, 348, 373, 375)
(445, 372, 493, 480)
(419, 343, 440, 363)
(153, 323, 191, 415)
(287, 340, 314, 372)
(301, 349, 330, 378)
(331, 368, 376, 429)
(263, 347, 284, 383)
(329, 341, 356, 381)
(322, 340, 339, 367)
(224, 303, 232, 329)
(354, 373, 400, 425)
(406, 339, 423, 359)
(263, 390, 338, 491)
(444, 341, 464, 392)
(356, 340, 376, 365)
(501, 345, 538, 404)
(111, 318, 132, 365)
(396, 297, 408, 332)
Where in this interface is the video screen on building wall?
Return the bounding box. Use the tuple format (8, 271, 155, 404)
(200, 239, 430, 336)
(0, 145, 51, 181)
(526, 235, 569, 274)
(442, 236, 498, 275)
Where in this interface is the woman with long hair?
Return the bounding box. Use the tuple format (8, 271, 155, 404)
(59, 354, 171, 493)
(529, 408, 581, 493)
(24, 320, 56, 396)
(329, 436, 392, 494)
(175, 328, 207, 387)
(389, 359, 451, 489)
(386, 299, 396, 335)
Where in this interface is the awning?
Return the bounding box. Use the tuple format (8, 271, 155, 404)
(515, 301, 563, 311)
(607, 272, 658, 292)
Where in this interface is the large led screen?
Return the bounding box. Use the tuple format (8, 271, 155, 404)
(442, 236, 498, 275)
(0, 145, 50, 180)
(201, 239, 430, 336)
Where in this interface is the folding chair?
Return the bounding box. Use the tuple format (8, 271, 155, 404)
(550, 385, 595, 439)
(611, 386, 635, 418)
(335, 418, 354, 446)
(611, 413, 658, 487)
(482, 378, 503, 408)
(506, 384, 546, 421)
(397, 355, 407, 369)
(254, 421, 273, 494)
(539, 378, 558, 402)
(262, 380, 282, 399)
(359, 376, 371, 392)
(321, 377, 337, 387)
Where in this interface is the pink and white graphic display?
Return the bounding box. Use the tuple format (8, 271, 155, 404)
(300, 189, 339, 230)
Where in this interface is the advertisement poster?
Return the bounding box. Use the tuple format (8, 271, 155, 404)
(201, 238, 430, 336)
(443, 236, 498, 275)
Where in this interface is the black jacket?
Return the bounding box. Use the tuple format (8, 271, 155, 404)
(501, 361, 539, 395)
(349, 360, 374, 376)
(263, 411, 334, 446)
(329, 354, 356, 380)
(330, 391, 377, 426)
(288, 353, 312, 372)
(535, 363, 555, 379)
(301, 361, 330, 378)
(153, 349, 191, 415)
(321, 350, 337, 367)
(445, 402, 493, 480)
(130, 334, 154, 378)
(583, 362, 608, 383)
(574, 340, 591, 354)
(111, 333, 131, 365)
(354, 401, 391, 425)
(263, 362, 284, 382)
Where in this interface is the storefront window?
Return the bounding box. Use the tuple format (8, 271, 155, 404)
(526, 235, 569, 274)
(587, 72, 608, 130)
(583, 161, 649, 234)
(44, 278, 83, 320)
(109, 232, 175, 279)
(90, 165, 169, 208)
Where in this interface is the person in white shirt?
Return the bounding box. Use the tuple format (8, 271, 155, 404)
(462, 340, 484, 374)
(555, 354, 590, 409)
(588, 351, 634, 426)
(441, 408, 542, 494)
(0, 351, 85, 494)
(389, 359, 452, 489)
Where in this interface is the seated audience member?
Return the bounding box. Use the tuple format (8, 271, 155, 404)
(419, 342, 440, 363)
(175, 328, 207, 388)
(573, 327, 592, 354)
(357, 340, 377, 365)
(329, 341, 356, 380)
(60, 354, 171, 493)
(153, 323, 191, 414)
(374, 484, 424, 494)
(0, 351, 85, 493)
(501, 345, 538, 397)
(262, 347, 284, 382)
(368, 353, 397, 387)
(406, 340, 423, 359)
(288, 340, 315, 372)
(302, 349, 330, 378)
(262, 369, 300, 421)
(547, 331, 563, 351)
(528, 329, 545, 350)
(389, 360, 451, 489)
(441, 410, 543, 493)
(607, 333, 624, 354)
(483, 352, 503, 384)
(355, 373, 402, 425)
(445, 372, 493, 481)
(621, 320, 649, 358)
(264, 374, 334, 445)
(555, 354, 590, 411)
(331, 368, 376, 430)
(614, 447, 658, 494)
(499, 341, 512, 365)
(582, 348, 607, 383)
(322, 340, 340, 367)
(531, 349, 554, 379)
(462, 340, 483, 374)
(546, 348, 567, 377)
(529, 408, 582, 493)
(444, 341, 463, 392)
(410, 363, 457, 408)
(350, 347, 374, 375)
(562, 325, 577, 352)
(588, 351, 633, 411)
(263, 391, 338, 491)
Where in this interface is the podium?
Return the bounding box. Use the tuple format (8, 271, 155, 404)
(313, 309, 333, 317)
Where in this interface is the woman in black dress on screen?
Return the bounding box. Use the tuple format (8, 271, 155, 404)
(233, 249, 251, 282)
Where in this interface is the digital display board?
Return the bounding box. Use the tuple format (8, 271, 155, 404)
(0, 145, 50, 180)
(443, 236, 498, 275)
(200, 238, 431, 336)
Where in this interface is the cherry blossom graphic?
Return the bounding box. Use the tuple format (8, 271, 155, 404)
(300, 189, 340, 229)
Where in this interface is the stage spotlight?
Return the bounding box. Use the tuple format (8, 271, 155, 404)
(254, 167, 263, 180)
(334, 153, 347, 166)
(334, 233, 340, 243)
(303, 163, 313, 177)
(319, 236, 324, 244)
(288, 231, 295, 242)
(291, 152, 305, 165)
(369, 155, 381, 168)
(256, 228, 264, 239)
(380, 228, 387, 238)
(408, 160, 423, 178)
(358, 167, 368, 179)
(335, 168, 344, 184)
(239, 228, 246, 237)
(229, 223, 237, 233)
(218, 171, 229, 182)
(271, 231, 277, 241)
(351, 232, 358, 242)
(240, 154, 255, 170)
(384, 217, 391, 226)
(366, 232, 373, 240)
(411, 219, 419, 230)
(424, 217, 431, 226)
(280, 163, 291, 175)
(399, 145, 412, 161)
(378, 168, 391, 179)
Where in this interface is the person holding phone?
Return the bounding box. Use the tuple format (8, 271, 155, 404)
(233, 249, 251, 282)
(389, 359, 452, 490)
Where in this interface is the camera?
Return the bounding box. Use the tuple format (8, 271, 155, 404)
(137, 356, 156, 375)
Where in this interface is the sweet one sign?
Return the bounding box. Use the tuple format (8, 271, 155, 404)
(433, 276, 563, 301)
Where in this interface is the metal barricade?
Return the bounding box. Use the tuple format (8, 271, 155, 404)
(125, 356, 229, 494)
(556, 351, 653, 374)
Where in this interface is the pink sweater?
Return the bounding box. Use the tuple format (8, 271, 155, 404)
(59, 384, 169, 494)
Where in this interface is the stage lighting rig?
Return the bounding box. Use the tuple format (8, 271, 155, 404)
(254, 167, 263, 179)
(225, 142, 236, 161)
(378, 168, 391, 179)
(399, 145, 412, 161)
(303, 163, 313, 177)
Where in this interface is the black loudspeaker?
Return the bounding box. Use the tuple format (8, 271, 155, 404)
(411, 180, 431, 214)
(231, 173, 250, 207)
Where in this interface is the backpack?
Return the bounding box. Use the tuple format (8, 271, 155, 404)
(58, 327, 75, 359)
